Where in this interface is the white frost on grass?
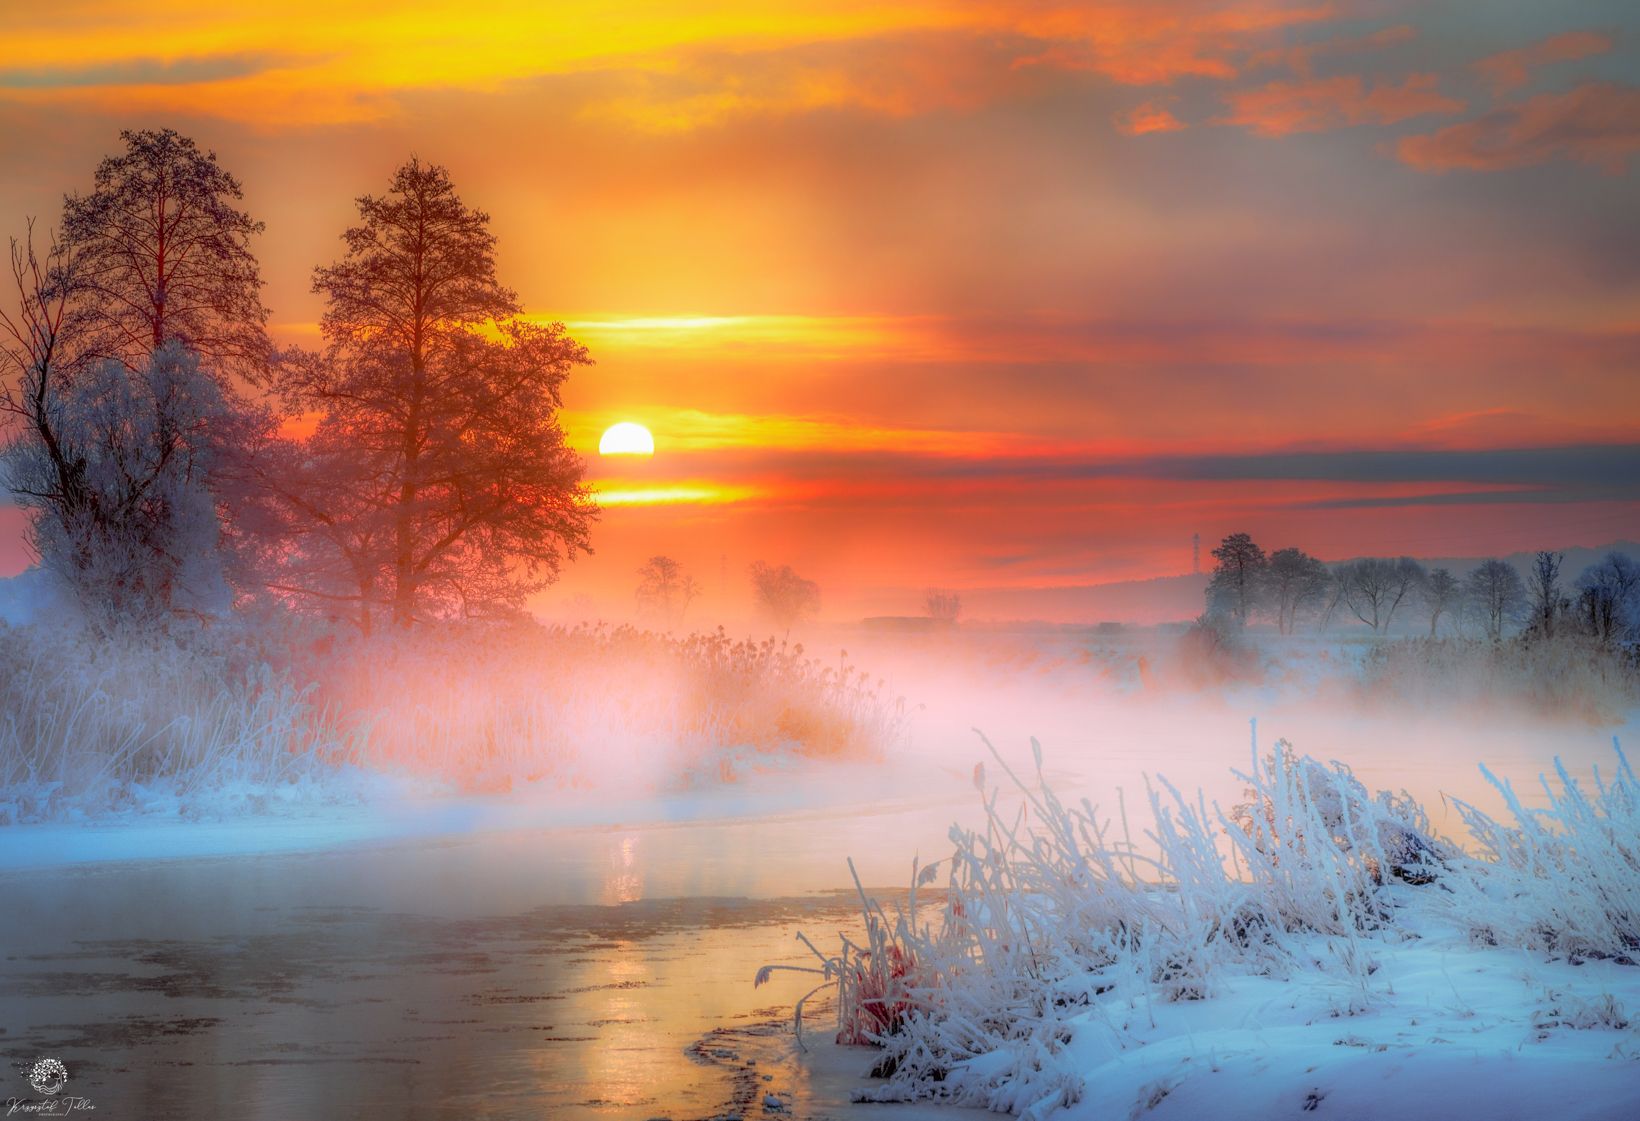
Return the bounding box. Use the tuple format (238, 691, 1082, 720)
(787, 730, 1640, 1119)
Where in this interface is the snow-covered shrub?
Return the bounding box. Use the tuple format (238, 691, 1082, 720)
(1358, 636, 1639, 723)
(0, 615, 908, 819)
(773, 734, 1635, 1114)
(1444, 744, 1639, 962)
(768, 732, 1432, 1111)
(1225, 740, 1446, 927)
(301, 622, 907, 789)
(1169, 613, 1264, 688)
(0, 622, 343, 821)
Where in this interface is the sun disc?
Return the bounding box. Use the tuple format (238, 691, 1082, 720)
(598, 421, 655, 456)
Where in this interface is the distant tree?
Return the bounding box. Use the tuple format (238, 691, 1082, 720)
(1573, 552, 1640, 644)
(1265, 547, 1331, 635)
(1335, 556, 1425, 634)
(750, 561, 819, 635)
(636, 555, 700, 630)
(924, 587, 961, 623)
(61, 129, 269, 380)
(1206, 532, 1268, 624)
(1419, 567, 1460, 637)
(2, 344, 243, 631)
(1463, 559, 1526, 640)
(271, 159, 597, 627)
(1525, 550, 1565, 638)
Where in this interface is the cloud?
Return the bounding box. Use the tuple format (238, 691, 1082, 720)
(1, 1, 1345, 128)
(1473, 30, 1614, 96)
(1398, 82, 1640, 173)
(0, 52, 304, 90)
(1250, 23, 1417, 78)
(576, 32, 1038, 132)
(1220, 73, 1463, 136)
(1114, 98, 1186, 135)
(1011, 1, 1334, 86)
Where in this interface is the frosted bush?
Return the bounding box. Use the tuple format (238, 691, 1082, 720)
(1444, 742, 1639, 962)
(773, 730, 1636, 1114)
(0, 616, 909, 820)
(1358, 636, 1640, 723)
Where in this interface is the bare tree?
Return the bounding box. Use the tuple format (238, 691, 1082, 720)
(1525, 550, 1565, 638)
(636, 555, 700, 630)
(0, 223, 86, 531)
(1334, 556, 1425, 634)
(750, 561, 819, 635)
(1574, 552, 1639, 644)
(273, 159, 597, 627)
(924, 587, 961, 623)
(1265, 547, 1331, 635)
(61, 129, 269, 381)
(1462, 559, 1526, 641)
(1419, 567, 1459, 636)
(1206, 532, 1267, 624)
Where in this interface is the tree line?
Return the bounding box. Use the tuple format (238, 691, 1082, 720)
(1204, 532, 1639, 643)
(0, 129, 596, 635)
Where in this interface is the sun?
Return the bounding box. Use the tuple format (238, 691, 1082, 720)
(598, 421, 655, 456)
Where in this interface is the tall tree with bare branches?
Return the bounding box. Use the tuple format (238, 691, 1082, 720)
(61, 129, 269, 381)
(273, 159, 597, 627)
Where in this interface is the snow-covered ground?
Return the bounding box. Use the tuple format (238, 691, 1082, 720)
(1019, 910, 1640, 1121)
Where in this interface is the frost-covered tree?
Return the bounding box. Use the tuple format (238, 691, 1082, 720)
(1, 343, 242, 631)
(1574, 552, 1639, 644)
(1334, 556, 1425, 634)
(1463, 558, 1526, 640)
(272, 159, 597, 627)
(1265, 547, 1331, 635)
(1206, 532, 1267, 624)
(1419, 566, 1460, 636)
(751, 561, 819, 635)
(636, 555, 700, 630)
(61, 129, 269, 381)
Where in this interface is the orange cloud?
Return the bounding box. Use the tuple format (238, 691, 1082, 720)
(1473, 30, 1614, 96)
(1012, 2, 1335, 86)
(1398, 82, 1640, 173)
(1, 1, 1345, 128)
(1221, 73, 1463, 136)
(1114, 99, 1186, 135)
(579, 32, 1032, 132)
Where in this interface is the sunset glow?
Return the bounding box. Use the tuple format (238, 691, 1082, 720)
(4, 8, 1640, 1119)
(0, 0, 1636, 618)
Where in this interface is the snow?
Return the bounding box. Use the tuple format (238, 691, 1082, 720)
(1049, 918, 1640, 1121)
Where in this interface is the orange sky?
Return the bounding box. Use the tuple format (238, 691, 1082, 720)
(2, 0, 1638, 619)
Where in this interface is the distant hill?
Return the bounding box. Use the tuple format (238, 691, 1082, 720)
(1412, 541, 1640, 582)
